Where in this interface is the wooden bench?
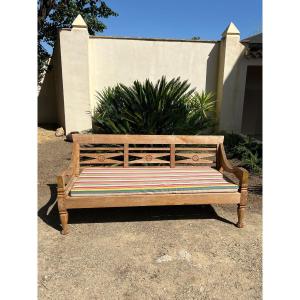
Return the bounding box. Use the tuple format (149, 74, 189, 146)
(57, 134, 248, 234)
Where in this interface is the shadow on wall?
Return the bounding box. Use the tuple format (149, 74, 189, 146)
(205, 43, 220, 93)
(38, 65, 58, 125)
(220, 52, 244, 133)
(241, 65, 262, 135)
(220, 50, 262, 135)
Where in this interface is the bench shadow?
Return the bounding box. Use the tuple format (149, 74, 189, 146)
(38, 184, 61, 231)
(38, 184, 236, 232)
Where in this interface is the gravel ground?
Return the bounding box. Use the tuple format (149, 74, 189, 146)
(38, 130, 262, 300)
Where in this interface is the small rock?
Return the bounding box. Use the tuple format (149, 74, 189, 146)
(42, 275, 48, 281)
(178, 249, 192, 261)
(55, 127, 64, 137)
(156, 254, 173, 263)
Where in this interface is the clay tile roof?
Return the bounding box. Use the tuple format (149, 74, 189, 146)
(241, 33, 262, 44)
(241, 33, 263, 58)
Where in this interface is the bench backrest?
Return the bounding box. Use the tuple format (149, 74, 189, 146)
(72, 134, 224, 169)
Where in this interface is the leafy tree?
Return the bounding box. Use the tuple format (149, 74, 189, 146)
(38, 0, 118, 84)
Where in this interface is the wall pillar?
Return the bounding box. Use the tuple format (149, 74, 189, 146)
(58, 14, 92, 133)
(216, 22, 246, 133)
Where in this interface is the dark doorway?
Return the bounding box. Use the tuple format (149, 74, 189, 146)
(241, 65, 262, 136)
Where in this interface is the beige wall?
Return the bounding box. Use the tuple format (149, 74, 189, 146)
(216, 26, 246, 133)
(89, 37, 219, 110)
(59, 28, 92, 133)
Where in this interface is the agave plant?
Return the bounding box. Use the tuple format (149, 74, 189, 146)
(184, 91, 216, 134)
(92, 76, 216, 135)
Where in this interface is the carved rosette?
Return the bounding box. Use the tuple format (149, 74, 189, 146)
(145, 154, 153, 162)
(192, 155, 199, 162)
(97, 155, 106, 162)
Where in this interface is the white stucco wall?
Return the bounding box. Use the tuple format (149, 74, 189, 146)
(58, 28, 92, 133)
(217, 34, 245, 132)
(88, 37, 219, 110)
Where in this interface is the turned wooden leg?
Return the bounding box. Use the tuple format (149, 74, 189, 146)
(237, 204, 246, 228)
(59, 211, 69, 235)
(57, 181, 69, 235)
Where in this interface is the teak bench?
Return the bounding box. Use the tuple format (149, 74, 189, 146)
(57, 134, 248, 234)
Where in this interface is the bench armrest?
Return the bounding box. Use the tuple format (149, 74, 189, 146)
(57, 164, 77, 195)
(57, 143, 80, 195)
(217, 144, 249, 190)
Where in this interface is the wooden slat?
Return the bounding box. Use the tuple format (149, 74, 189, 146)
(73, 134, 224, 145)
(80, 158, 123, 165)
(80, 153, 123, 159)
(176, 159, 214, 164)
(175, 147, 216, 151)
(170, 144, 175, 168)
(175, 153, 215, 159)
(129, 152, 170, 164)
(80, 147, 124, 151)
(124, 143, 129, 168)
(175, 152, 215, 165)
(74, 142, 80, 176)
(129, 153, 169, 158)
(65, 192, 240, 209)
(79, 165, 182, 170)
(128, 158, 170, 164)
(80, 147, 216, 152)
(128, 147, 170, 150)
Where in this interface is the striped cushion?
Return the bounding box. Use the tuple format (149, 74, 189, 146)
(70, 167, 238, 197)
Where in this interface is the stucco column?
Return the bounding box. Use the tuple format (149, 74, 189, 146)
(216, 22, 246, 133)
(58, 14, 92, 133)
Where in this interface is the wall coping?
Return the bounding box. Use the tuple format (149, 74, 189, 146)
(90, 35, 220, 44)
(59, 28, 220, 43)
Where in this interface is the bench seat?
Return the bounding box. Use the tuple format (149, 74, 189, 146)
(70, 166, 238, 197)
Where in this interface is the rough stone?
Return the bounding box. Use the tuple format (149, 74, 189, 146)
(55, 127, 64, 137)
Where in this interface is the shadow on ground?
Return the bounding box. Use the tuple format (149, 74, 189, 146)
(38, 123, 59, 131)
(38, 184, 236, 232)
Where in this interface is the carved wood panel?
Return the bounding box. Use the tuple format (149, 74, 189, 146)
(78, 142, 218, 167)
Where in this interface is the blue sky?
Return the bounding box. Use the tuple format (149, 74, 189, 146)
(43, 0, 262, 54)
(102, 0, 262, 40)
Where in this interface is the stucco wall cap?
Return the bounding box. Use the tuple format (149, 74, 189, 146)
(72, 14, 87, 29)
(222, 22, 240, 37)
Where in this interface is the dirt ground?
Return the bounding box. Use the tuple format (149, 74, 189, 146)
(38, 128, 262, 300)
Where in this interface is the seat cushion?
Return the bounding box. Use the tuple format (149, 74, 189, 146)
(70, 167, 238, 197)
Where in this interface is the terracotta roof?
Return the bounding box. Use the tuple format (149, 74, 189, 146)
(241, 33, 262, 58)
(241, 33, 262, 44)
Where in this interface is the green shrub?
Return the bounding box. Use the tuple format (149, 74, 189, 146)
(92, 76, 216, 135)
(185, 91, 216, 132)
(242, 151, 262, 174)
(223, 132, 262, 174)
